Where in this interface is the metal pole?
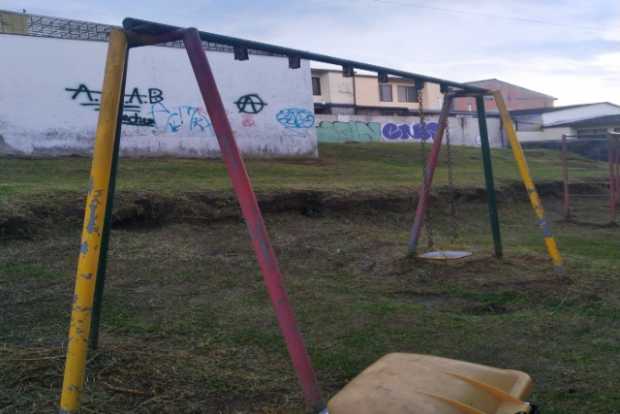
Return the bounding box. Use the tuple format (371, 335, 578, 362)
(493, 91, 564, 272)
(475, 95, 503, 258)
(608, 133, 617, 223)
(182, 28, 324, 411)
(561, 134, 571, 221)
(614, 137, 620, 207)
(59, 30, 128, 414)
(409, 96, 452, 253)
(89, 43, 128, 350)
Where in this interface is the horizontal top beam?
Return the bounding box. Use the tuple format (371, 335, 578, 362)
(122, 17, 488, 95)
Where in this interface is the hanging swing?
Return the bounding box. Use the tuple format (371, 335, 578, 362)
(415, 86, 472, 261)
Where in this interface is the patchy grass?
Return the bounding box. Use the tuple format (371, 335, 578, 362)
(1, 195, 619, 413)
(0, 143, 618, 412)
(0, 143, 609, 201)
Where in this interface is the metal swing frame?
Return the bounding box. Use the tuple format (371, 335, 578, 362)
(58, 18, 563, 413)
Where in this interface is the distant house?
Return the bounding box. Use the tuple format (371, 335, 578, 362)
(453, 78, 556, 112)
(311, 68, 443, 115)
(509, 102, 620, 142)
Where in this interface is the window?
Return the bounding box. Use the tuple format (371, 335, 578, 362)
(379, 84, 393, 102)
(397, 85, 417, 103)
(312, 77, 321, 96)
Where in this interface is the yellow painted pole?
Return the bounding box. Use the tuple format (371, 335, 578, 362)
(59, 29, 128, 414)
(493, 91, 564, 271)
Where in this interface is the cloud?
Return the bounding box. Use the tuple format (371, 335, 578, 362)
(2, 0, 619, 105)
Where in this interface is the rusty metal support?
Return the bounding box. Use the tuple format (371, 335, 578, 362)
(182, 28, 324, 411)
(408, 95, 452, 253)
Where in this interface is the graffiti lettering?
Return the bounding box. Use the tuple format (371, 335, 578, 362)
(316, 121, 381, 143)
(121, 113, 156, 127)
(235, 94, 267, 114)
(65, 84, 165, 113)
(149, 103, 213, 134)
(276, 108, 315, 129)
(66, 83, 215, 136)
(382, 122, 439, 141)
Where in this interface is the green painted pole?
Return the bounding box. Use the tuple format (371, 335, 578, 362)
(476, 95, 503, 258)
(88, 47, 128, 350)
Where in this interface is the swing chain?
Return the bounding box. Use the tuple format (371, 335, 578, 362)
(445, 113, 458, 243)
(417, 84, 434, 250)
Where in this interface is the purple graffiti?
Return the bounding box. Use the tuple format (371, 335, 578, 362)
(382, 122, 439, 141)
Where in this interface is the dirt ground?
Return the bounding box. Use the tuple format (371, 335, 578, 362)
(1, 191, 619, 413)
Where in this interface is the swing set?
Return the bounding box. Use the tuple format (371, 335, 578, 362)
(59, 18, 563, 414)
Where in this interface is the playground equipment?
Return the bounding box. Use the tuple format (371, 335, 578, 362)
(59, 18, 559, 413)
(414, 83, 473, 261)
(560, 130, 620, 224)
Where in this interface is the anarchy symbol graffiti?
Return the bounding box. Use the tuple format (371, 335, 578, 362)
(234, 94, 267, 114)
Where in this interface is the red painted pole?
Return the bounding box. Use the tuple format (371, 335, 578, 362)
(409, 96, 452, 253)
(182, 29, 324, 410)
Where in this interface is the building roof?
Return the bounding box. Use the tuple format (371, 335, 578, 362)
(548, 114, 620, 128)
(510, 102, 620, 116)
(465, 78, 557, 100)
(311, 68, 415, 82)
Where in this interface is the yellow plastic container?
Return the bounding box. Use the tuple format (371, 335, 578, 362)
(328, 353, 534, 414)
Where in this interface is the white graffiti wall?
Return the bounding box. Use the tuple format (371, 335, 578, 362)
(315, 114, 503, 147)
(0, 34, 318, 157)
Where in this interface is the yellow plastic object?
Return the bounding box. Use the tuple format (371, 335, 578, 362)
(328, 353, 534, 414)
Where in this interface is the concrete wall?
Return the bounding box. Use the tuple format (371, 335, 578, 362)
(315, 113, 503, 147)
(0, 10, 27, 34)
(516, 127, 573, 143)
(0, 34, 318, 157)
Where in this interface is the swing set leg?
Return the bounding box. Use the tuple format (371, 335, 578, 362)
(493, 91, 564, 272)
(59, 30, 128, 414)
(476, 95, 503, 258)
(408, 96, 452, 253)
(182, 29, 324, 411)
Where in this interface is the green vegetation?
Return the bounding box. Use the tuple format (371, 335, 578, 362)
(0, 143, 618, 413)
(0, 143, 609, 201)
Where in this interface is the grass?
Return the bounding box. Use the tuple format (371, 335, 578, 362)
(0, 143, 618, 413)
(0, 143, 610, 201)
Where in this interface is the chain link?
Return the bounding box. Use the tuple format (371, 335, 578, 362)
(445, 117, 458, 243)
(417, 85, 435, 250)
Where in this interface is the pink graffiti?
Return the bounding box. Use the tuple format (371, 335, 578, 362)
(242, 115, 256, 127)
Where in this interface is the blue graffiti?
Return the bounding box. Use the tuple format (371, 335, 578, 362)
(149, 103, 213, 134)
(382, 122, 439, 141)
(276, 108, 315, 128)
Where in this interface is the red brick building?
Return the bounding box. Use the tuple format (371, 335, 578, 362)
(453, 78, 556, 112)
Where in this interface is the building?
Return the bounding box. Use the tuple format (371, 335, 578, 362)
(510, 102, 620, 143)
(311, 68, 443, 115)
(0, 10, 318, 158)
(453, 78, 556, 112)
(310, 69, 503, 147)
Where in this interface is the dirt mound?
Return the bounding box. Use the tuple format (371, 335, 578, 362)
(0, 180, 609, 239)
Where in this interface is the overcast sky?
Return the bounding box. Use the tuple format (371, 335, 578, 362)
(3, 0, 619, 105)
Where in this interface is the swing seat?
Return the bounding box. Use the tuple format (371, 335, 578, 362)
(327, 353, 535, 414)
(418, 250, 473, 261)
